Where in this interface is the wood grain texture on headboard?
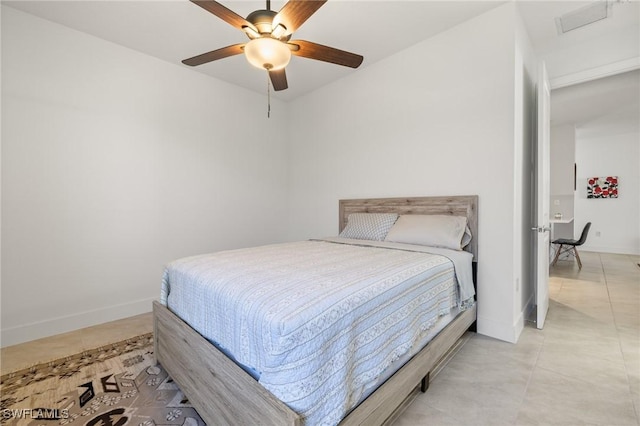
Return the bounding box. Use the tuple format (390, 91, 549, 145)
(339, 196, 479, 260)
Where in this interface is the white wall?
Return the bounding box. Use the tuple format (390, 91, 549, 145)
(513, 7, 538, 336)
(1, 6, 290, 346)
(549, 124, 576, 239)
(575, 120, 640, 255)
(2, 3, 544, 346)
(286, 3, 529, 343)
(551, 125, 576, 198)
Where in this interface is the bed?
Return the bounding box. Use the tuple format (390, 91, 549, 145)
(153, 195, 478, 425)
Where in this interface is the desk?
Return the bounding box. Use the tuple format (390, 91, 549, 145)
(550, 217, 574, 224)
(550, 217, 574, 240)
(549, 217, 574, 263)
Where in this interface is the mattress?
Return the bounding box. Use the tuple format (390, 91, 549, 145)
(161, 238, 474, 426)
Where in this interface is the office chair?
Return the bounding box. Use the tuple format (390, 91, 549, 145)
(551, 222, 592, 269)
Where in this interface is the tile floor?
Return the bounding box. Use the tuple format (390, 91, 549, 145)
(1, 251, 638, 425)
(395, 251, 640, 425)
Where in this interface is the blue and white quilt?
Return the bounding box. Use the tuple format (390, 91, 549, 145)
(161, 238, 474, 426)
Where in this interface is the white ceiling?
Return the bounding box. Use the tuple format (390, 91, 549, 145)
(2, 0, 506, 101)
(551, 69, 640, 137)
(518, 0, 639, 56)
(3, 0, 639, 104)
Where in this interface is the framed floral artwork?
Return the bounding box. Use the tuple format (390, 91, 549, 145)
(587, 176, 618, 198)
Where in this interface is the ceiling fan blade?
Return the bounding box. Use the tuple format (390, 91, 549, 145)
(269, 69, 288, 91)
(182, 43, 245, 66)
(289, 40, 363, 68)
(190, 0, 257, 32)
(274, 0, 326, 35)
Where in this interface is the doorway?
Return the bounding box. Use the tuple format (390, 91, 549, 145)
(532, 64, 640, 330)
(550, 69, 640, 258)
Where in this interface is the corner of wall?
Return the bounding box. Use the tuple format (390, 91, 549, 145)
(1, 298, 155, 347)
(513, 1, 538, 343)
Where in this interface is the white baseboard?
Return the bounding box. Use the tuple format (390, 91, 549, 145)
(582, 246, 640, 256)
(512, 313, 525, 343)
(0, 297, 155, 348)
(526, 294, 536, 323)
(477, 315, 519, 344)
(511, 292, 536, 343)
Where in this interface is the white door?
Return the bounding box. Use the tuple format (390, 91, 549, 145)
(534, 62, 551, 329)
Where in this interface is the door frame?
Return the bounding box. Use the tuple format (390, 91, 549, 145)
(550, 57, 640, 90)
(532, 57, 640, 328)
(534, 62, 551, 329)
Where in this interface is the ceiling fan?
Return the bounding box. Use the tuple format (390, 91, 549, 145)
(182, 0, 364, 91)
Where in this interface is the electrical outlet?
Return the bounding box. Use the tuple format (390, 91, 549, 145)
(554, 199, 560, 205)
(596, 231, 601, 237)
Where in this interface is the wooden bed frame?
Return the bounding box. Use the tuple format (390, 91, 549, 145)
(153, 195, 478, 426)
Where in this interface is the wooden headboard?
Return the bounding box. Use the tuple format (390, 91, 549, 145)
(339, 196, 479, 261)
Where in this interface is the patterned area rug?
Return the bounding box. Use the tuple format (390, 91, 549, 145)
(0, 334, 205, 426)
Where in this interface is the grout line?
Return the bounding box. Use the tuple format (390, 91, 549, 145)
(602, 253, 640, 424)
(513, 330, 545, 422)
(513, 268, 566, 422)
(600, 253, 619, 334)
(600, 253, 612, 304)
(538, 254, 639, 424)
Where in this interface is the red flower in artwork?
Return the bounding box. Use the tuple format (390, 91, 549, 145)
(588, 176, 619, 198)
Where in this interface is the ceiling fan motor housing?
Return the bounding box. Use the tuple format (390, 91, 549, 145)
(247, 9, 278, 35)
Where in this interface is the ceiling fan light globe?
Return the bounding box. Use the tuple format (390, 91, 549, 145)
(244, 38, 291, 71)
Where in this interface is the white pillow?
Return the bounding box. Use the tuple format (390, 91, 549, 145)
(461, 225, 472, 249)
(384, 214, 471, 251)
(339, 213, 398, 241)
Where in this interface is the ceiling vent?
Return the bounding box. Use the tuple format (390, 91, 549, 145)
(555, 1, 611, 34)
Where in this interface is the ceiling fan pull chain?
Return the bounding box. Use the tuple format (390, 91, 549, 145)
(267, 71, 271, 118)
